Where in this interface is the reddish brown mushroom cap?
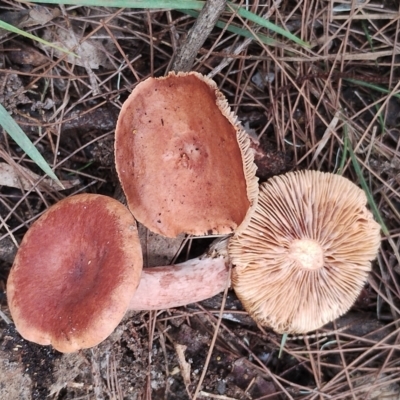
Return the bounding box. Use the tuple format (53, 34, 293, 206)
(229, 170, 381, 334)
(7, 194, 143, 353)
(115, 71, 258, 237)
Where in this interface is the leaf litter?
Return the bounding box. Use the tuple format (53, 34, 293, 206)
(1, 0, 400, 399)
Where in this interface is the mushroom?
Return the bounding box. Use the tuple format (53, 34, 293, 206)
(129, 238, 230, 310)
(7, 194, 143, 353)
(114, 71, 258, 238)
(229, 170, 381, 334)
(7, 194, 230, 352)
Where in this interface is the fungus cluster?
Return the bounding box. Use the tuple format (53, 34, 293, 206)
(7, 71, 254, 352)
(229, 170, 382, 334)
(6, 73, 382, 353)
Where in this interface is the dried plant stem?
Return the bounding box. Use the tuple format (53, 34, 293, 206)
(0, 309, 11, 325)
(171, 0, 226, 72)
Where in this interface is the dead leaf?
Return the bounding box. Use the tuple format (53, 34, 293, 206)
(27, 6, 60, 26)
(41, 25, 115, 69)
(7, 41, 49, 67)
(0, 162, 79, 191)
(40, 23, 116, 94)
(0, 73, 30, 109)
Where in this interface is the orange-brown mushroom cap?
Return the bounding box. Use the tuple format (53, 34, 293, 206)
(115, 71, 258, 237)
(7, 194, 143, 353)
(229, 170, 381, 334)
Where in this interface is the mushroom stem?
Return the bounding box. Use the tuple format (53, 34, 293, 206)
(129, 256, 230, 310)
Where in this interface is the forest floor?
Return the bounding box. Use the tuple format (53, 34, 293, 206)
(1, 0, 400, 399)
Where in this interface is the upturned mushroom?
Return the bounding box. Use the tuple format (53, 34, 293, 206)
(6, 194, 230, 352)
(114, 71, 258, 238)
(7, 194, 143, 353)
(229, 170, 382, 334)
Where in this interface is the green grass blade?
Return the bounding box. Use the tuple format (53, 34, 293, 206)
(279, 333, 288, 358)
(182, 9, 278, 46)
(347, 137, 388, 235)
(337, 131, 349, 175)
(361, 21, 378, 69)
(346, 79, 400, 100)
(228, 2, 310, 48)
(0, 20, 78, 57)
(0, 104, 63, 188)
(21, 0, 309, 48)
(362, 21, 375, 52)
(374, 101, 386, 133)
(17, 0, 205, 9)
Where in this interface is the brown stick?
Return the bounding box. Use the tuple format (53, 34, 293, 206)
(129, 256, 229, 310)
(170, 0, 227, 72)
